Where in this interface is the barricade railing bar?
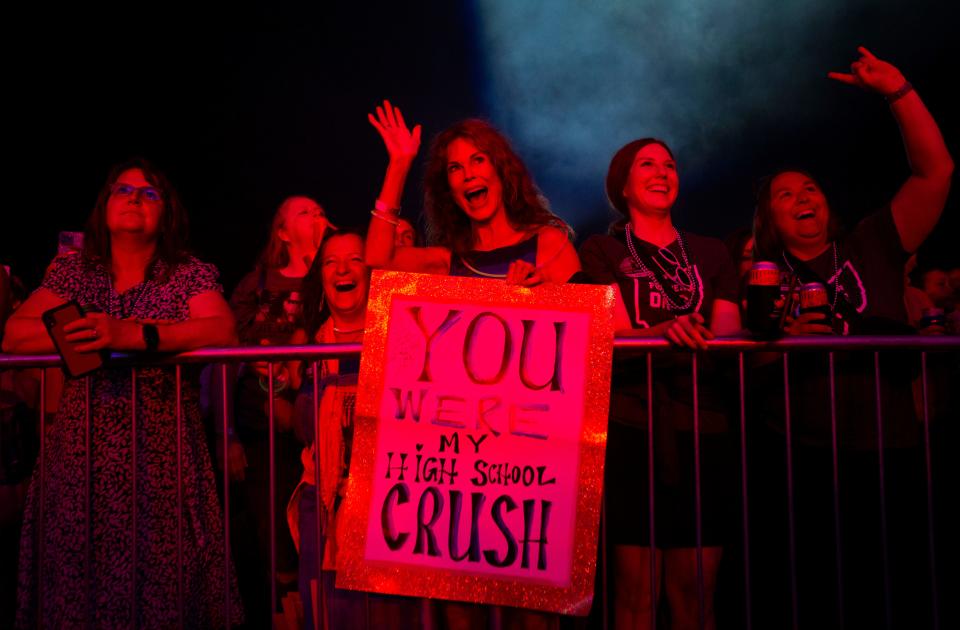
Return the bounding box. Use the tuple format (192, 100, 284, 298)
(3, 335, 959, 370)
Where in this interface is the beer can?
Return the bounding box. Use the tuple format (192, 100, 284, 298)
(799, 282, 829, 314)
(748, 262, 779, 287)
(746, 262, 782, 337)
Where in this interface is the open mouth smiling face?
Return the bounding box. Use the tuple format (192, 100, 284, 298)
(770, 172, 830, 243)
(320, 233, 369, 316)
(446, 137, 504, 223)
(463, 185, 489, 208)
(623, 143, 679, 215)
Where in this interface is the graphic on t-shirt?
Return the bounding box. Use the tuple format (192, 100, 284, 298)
(618, 255, 704, 326)
(828, 260, 868, 314)
(256, 289, 303, 325)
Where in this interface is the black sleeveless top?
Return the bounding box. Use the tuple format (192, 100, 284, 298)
(449, 234, 538, 278)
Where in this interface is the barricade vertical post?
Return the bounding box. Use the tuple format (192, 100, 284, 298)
(646, 352, 657, 630)
(85, 375, 94, 626)
(738, 353, 752, 630)
(365, 592, 373, 630)
(782, 354, 798, 630)
(268, 363, 277, 627)
(131, 368, 138, 628)
(37, 368, 46, 627)
(221, 363, 232, 629)
(601, 493, 608, 630)
(312, 360, 324, 630)
(176, 365, 184, 630)
(828, 353, 845, 629)
(873, 352, 892, 629)
(692, 354, 705, 630)
(920, 352, 940, 630)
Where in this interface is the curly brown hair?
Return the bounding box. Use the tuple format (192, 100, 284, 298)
(423, 119, 570, 254)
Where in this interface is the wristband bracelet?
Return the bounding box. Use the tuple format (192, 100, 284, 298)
(374, 198, 400, 214)
(886, 81, 913, 105)
(371, 209, 400, 226)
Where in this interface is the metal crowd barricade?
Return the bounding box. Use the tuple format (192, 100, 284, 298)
(1, 335, 956, 629)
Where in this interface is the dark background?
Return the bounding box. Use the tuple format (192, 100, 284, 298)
(3, 1, 957, 294)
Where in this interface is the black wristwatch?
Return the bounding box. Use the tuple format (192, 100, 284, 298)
(142, 323, 160, 352)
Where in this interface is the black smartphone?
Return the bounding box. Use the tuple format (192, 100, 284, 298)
(41, 301, 103, 378)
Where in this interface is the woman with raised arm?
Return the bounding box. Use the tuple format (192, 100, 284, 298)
(365, 102, 580, 629)
(365, 100, 580, 287)
(753, 46, 953, 333)
(3, 158, 242, 628)
(750, 47, 952, 628)
(578, 138, 741, 630)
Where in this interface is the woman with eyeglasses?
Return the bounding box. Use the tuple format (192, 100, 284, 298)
(3, 158, 243, 628)
(578, 139, 741, 630)
(226, 195, 333, 626)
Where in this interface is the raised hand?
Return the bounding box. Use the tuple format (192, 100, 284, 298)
(828, 46, 907, 96)
(368, 99, 422, 164)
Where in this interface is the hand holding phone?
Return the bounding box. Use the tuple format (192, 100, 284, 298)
(42, 302, 104, 377)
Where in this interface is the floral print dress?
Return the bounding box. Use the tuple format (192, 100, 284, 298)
(16, 254, 243, 629)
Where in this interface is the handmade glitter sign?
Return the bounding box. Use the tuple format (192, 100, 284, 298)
(336, 271, 614, 615)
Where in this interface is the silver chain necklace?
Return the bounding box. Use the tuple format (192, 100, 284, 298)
(625, 225, 699, 312)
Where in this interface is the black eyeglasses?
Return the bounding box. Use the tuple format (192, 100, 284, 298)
(111, 183, 162, 202)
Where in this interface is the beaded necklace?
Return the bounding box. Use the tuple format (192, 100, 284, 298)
(625, 225, 700, 312)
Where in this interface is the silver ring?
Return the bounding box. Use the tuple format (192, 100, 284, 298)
(91, 329, 99, 339)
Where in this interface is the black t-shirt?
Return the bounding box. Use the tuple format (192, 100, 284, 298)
(230, 266, 305, 431)
(579, 228, 739, 433)
(580, 229, 739, 328)
(755, 206, 919, 449)
(230, 267, 306, 346)
(781, 204, 910, 333)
